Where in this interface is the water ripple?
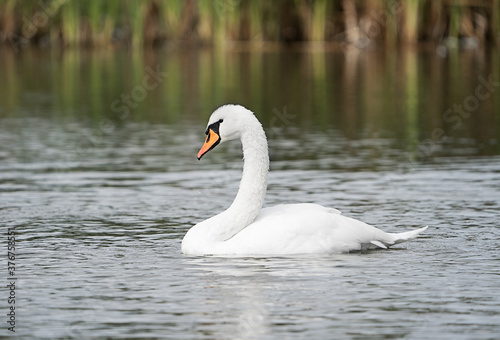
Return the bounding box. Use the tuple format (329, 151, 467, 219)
(2, 119, 500, 339)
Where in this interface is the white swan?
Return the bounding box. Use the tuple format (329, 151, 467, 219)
(182, 105, 427, 255)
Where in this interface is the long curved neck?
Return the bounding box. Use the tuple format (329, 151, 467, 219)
(213, 125, 269, 241)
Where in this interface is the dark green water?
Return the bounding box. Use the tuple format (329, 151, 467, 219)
(1, 46, 499, 339)
(1, 46, 498, 150)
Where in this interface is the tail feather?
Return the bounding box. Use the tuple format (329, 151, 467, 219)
(391, 226, 428, 245)
(370, 240, 388, 249)
(366, 226, 428, 250)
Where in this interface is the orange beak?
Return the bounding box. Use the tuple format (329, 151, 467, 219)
(197, 128, 221, 160)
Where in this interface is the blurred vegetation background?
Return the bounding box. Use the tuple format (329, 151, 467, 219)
(0, 0, 499, 49)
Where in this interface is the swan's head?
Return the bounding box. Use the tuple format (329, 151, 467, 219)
(197, 104, 258, 160)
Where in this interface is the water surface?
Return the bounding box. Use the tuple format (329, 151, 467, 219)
(1, 46, 500, 339)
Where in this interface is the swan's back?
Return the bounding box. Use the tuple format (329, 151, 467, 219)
(211, 203, 427, 255)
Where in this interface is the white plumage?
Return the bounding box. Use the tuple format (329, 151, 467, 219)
(181, 105, 427, 256)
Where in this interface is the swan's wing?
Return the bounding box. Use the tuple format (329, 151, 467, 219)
(219, 204, 378, 254)
(217, 203, 427, 255)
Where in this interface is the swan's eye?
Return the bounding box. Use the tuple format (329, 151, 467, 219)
(205, 119, 223, 136)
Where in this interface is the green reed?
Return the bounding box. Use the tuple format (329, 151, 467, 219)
(0, 0, 498, 49)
